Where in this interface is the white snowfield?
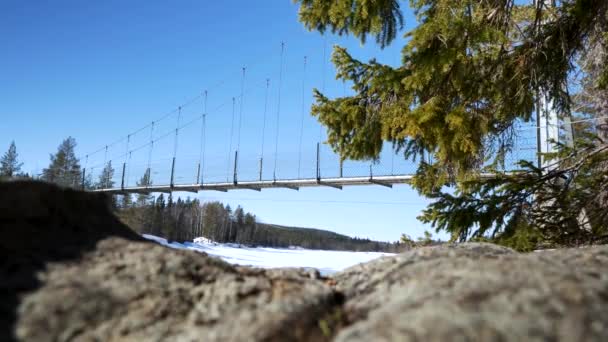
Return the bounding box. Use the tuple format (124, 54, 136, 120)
(143, 234, 393, 275)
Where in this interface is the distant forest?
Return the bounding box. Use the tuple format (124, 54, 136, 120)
(117, 193, 408, 253)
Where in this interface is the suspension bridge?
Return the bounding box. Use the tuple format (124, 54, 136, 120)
(81, 42, 542, 195)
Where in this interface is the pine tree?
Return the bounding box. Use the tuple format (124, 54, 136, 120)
(96, 161, 115, 189)
(42, 137, 82, 188)
(82, 172, 94, 190)
(136, 168, 153, 206)
(235, 206, 244, 226)
(0, 141, 23, 178)
(120, 194, 133, 209)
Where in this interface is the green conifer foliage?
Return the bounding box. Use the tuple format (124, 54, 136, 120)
(42, 137, 82, 188)
(0, 141, 23, 178)
(297, 0, 608, 193)
(96, 161, 115, 189)
(295, 0, 608, 248)
(297, 0, 404, 48)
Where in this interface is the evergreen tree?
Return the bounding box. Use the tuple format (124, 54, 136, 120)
(120, 194, 133, 209)
(82, 172, 94, 190)
(0, 141, 23, 178)
(42, 137, 82, 188)
(235, 206, 245, 226)
(295, 0, 608, 249)
(96, 161, 115, 189)
(136, 168, 153, 206)
(152, 194, 166, 236)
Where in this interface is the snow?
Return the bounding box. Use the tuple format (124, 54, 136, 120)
(142, 234, 392, 275)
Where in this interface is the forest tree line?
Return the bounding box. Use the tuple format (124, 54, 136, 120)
(118, 196, 408, 252)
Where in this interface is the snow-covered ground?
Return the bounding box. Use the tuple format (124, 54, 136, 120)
(143, 234, 392, 275)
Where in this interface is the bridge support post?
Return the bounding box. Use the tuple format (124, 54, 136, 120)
(121, 162, 126, 191)
(316, 142, 320, 182)
(196, 162, 201, 185)
(339, 160, 343, 178)
(258, 157, 263, 181)
(82, 168, 86, 190)
(233, 150, 238, 185)
(369, 164, 392, 188)
(170, 157, 176, 189)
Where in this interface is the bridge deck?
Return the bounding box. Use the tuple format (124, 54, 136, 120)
(92, 175, 413, 194)
(91, 173, 502, 194)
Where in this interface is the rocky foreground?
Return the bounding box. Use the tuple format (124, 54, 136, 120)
(2, 181, 608, 341)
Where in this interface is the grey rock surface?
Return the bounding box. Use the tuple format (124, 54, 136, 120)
(332, 243, 608, 342)
(4, 182, 608, 341)
(15, 238, 338, 342)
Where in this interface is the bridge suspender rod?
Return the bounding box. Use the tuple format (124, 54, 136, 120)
(227, 97, 236, 182)
(171, 106, 181, 188)
(197, 90, 208, 184)
(319, 36, 327, 143)
(174, 106, 181, 159)
(123, 135, 130, 188)
(126, 152, 132, 188)
(147, 121, 155, 182)
(297, 56, 307, 179)
(237, 67, 246, 153)
(82, 155, 88, 190)
(273, 42, 285, 181)
(82, 167, 86, 190)
(259, 78, 270, 181)
(125, 135, 130, 163)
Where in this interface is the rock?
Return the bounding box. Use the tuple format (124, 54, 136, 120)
(332, 243, 608, 342)
(0, 181, 145, 342)
(15, 238, 339, 342)
(3, 181, 608, 341)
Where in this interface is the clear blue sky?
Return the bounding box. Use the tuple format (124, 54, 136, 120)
(0, 0, 446, 242)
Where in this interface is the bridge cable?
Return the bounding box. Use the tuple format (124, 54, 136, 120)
(227, 97, 236, 181)
(82, 42, 286, 163)
(94, 93, 244, 175)
(297, 56, 307, 178)
(273, 42, 285, 180)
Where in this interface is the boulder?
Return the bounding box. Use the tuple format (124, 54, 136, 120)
(15, 238, 339, 342)
(332, 243, 608, 342)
